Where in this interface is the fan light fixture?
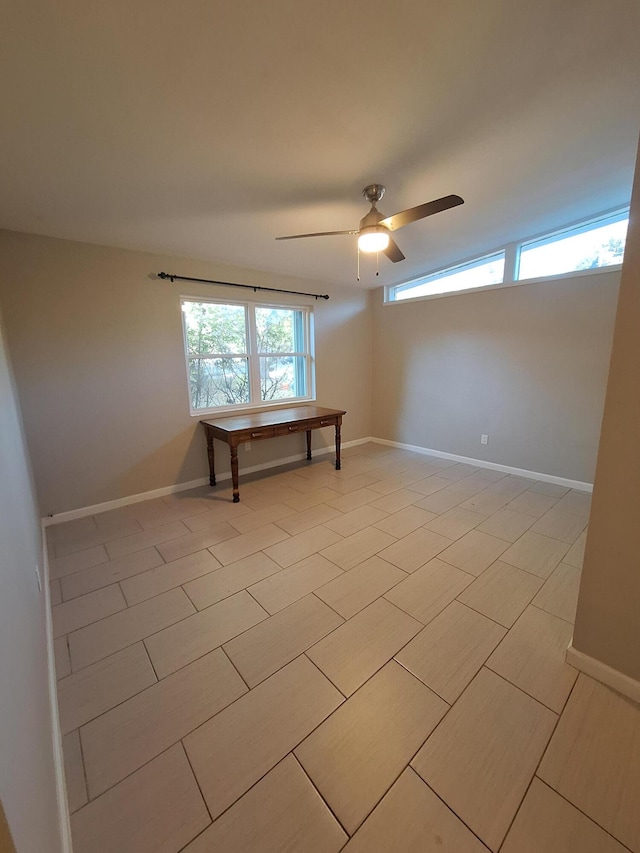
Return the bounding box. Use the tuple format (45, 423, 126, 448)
(358, 227, 390, 253)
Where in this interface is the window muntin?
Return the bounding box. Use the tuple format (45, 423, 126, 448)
(517, 210, 628, 280)
(182, 298, 314, 414)
(392, 252, 505, 301)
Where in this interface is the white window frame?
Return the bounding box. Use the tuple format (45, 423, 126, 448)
(384, 206, 628, 305)
(181, 296, 316, 416)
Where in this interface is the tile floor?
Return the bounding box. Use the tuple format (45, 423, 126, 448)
(47, 443, 640, 852)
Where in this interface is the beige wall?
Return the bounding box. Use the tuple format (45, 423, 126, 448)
(0, 231, 372, 515)
(0, 309, 61, 851)
(573, 140, 640, 682)
(371, 271, 620, 483)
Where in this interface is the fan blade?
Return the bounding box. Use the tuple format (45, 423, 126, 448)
(379, 194, 464, 231)
(383, 238, 405, 263)
(275, 230, 357, 241)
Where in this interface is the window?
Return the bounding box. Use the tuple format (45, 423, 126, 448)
(517, 209, 628, 280)
(385, 206, 628, 304)
(390, 251, 505, 301)
(181, 298, 314, 414)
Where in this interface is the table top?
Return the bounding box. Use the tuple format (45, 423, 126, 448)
(201, 405, 346, 434)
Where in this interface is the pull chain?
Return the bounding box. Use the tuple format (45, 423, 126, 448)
(357, 245, 360, 281)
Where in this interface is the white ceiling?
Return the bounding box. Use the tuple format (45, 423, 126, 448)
(2, 0, 640, 289)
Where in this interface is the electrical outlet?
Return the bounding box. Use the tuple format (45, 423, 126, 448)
(245, 441, 252, 451)
(481, 434, 489, 445)
(35, 565, 42, 592)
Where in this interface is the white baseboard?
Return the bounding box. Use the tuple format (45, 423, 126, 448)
(42, 525, 73, 853)
(566, 643, 640, 704)
(42, 438, 370, 526)
(369, 438, 593, 492)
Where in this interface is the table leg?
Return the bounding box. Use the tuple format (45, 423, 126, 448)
(206, 431, 216, 486)
(335, 423, 342, 470)
(306, 430, 312, 461)
(230, 442, 240, 502)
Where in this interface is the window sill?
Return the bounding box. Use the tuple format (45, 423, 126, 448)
(190, 395, 317, 418)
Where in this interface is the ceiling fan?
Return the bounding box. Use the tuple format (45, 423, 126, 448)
(276, 184, 464, 263)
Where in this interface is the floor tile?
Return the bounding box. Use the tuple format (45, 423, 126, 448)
(485, 475, 533, 496)
(553, 489, 592, 517)
(296, 661, 448, 835)
(71, 744, 209, 853)
(105, 520, 191, 560)
(52, 585, 127, 638)
(315, 556, 406, 619)
(55, 519, 143, 558)
(248, 553, 343, 613)
(324, 505, 389, 538)
(307, 598, 422, 696)
(326, 488, 380, 513)
(50, 579, 62, 606)
(501, 777, 628, 853)
(343, 768, 488, 853)
(182, 755, 347, 853)
(368, 489, 423, 513)
(530, 508, 587, 543)
(183, 552, 282, 610)
(425, 507, 486, 540)
(63, 730, 88, 813)
(183, 655, 343, 821)
(396, 601, 506, 703)
(413, 487, 468, 515)
(224, 594, 343, 687)
(133, 501, 210, 531)
(48, 515, 97, 544)
(49, 545, 109, 581)
(208, 523, 290, 566)
(320, 527, 396, 571)
(538, 674, 640, 853)
(457, 489, 512, 516)
(505, 490, 560, 518)
(55, 636, 71, 679)
(563, 529, 587, 568)
(475, 508, 537, 542)
(500, 531, 570, 578)
(275, 503, 342, 536)
(528, 480, 570, 497)
(181, 502, 253, 531)
(532, 562, 581, 623)
(227, 502, 298, 534)
(145, 590, 268, 678)
(120, 549, 221, 605)
(264, 525, 342, 569)
(81, 648, 246, 797)
(378, 529, 453, 573)
(155, 522, 239, 562)
(487, 605, 577, 712)
(68, 588, 195, 671)
(58, 642, 157, 733)
(385, 558, 474, 624)
(60, 547, 164, 600)
(373, 505, 436, 538)
(406, 475, 452, 497)
(457, 561, 544, 628)
(438, 529, 509, 576)
(281, 486, 342, 511)
(412, 668, 556, 851)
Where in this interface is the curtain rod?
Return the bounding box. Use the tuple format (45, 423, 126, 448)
(157, 271, 329, 300)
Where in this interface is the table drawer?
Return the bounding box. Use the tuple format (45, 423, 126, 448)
(238, 427, 276, 442)
(273, 422, 306, 437)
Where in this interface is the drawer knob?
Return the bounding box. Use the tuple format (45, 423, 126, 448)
(288, 425, 297, 431)
(251, 432, 261, 438)
(320, 420, 330, 425)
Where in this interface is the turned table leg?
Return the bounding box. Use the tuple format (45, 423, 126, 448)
(230, 441, 240, 502)
(306, 430, 312, 461)
(335, 422, 342, 470)
(206, 431, 216, 486)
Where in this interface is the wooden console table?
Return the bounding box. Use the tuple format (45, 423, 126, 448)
(201, 405, 346, 502)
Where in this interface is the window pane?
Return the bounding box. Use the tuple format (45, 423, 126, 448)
(182, 302, 247, 355)
(259, 356, 306, 401)
(189, 358, 249, 409)
(395, 253, 505, 301)
(255, 307, 304, 353)
(518, 216, 628, 280)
